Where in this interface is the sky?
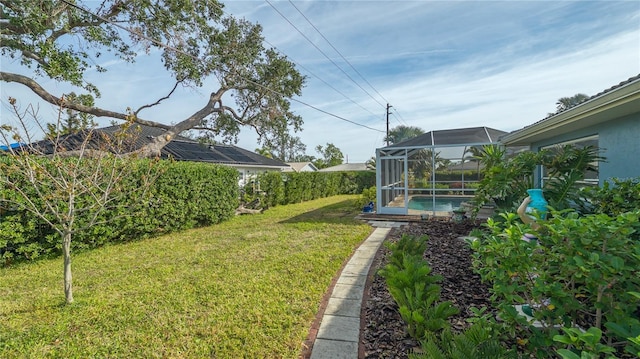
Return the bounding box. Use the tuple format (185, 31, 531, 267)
(1, 1, 639, 163)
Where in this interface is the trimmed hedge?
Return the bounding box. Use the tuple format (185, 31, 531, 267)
(252, 170, 375, 207)
(1, 157, 375, 265)
(1, 158, 239, 264)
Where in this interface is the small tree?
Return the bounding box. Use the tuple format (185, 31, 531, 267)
(0, 98, 157, 304)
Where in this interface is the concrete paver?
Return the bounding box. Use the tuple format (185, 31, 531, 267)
(310, 339, 359, 359)
(309, 222, 402, 359)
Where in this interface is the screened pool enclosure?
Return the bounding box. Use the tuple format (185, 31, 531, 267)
(375, 127, 506, 216)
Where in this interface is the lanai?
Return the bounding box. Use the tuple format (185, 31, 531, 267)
(375, 126, 506, 216)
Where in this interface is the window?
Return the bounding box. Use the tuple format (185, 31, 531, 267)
(541, 135, 599, 186)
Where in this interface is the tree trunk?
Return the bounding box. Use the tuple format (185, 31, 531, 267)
(63, 231, 74, 304)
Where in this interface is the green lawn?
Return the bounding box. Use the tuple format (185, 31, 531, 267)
(0, 195, 372, 358)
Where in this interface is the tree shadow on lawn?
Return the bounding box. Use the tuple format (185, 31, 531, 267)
(278, 199, 366, 225)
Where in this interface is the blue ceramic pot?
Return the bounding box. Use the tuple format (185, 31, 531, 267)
(526, 189, 548, 219)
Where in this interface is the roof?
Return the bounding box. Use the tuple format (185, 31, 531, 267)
(385, 126, 507, 149)
(284, 162, 318, 172)
(28, 124, 289, 168)
(0, 143, 24, 151)
(319, 163, 373, 172)
(447, 161, 484, 171)
(501, 74, 640, 146)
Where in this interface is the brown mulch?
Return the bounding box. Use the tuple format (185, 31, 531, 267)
(360, 219, 495, 358)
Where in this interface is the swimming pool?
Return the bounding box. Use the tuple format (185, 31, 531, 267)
(407, 196, 469, 212)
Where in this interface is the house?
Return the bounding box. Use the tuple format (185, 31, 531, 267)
(284, 161, 318, 172)
(500, 74, 640, 186)
(24, 124, 289, 187)
(319, 163, 373, 172)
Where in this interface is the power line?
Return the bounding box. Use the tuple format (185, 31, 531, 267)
(265, 0, 386, 109)
(261, 38, 381, 119)
(287, 0, 391, 108)
(284, 0, 408, 127)
(56, 0, 384, 134)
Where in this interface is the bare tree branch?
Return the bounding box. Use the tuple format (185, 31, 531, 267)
(134, 80, 182, 116)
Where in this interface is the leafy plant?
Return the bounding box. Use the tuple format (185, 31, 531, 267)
(472, 144, 604, 216)
(554, 327, 617, 359)
(577, 178, 640, 216)
(379, 235, 458, 340)
(411, 315, 513, 359)
(384, 234, 428, 268)
(355, 186, 377, 210)
(472, 208, 640, 356)
(605, 316, 640, 357)
(472, 149, 537, 214)
(540, 145, 603, 211)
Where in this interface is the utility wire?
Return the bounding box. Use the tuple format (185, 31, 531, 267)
(58, 0, 385, 133)
(262, 38, 381, 119)
(265, 0, 386, 109)
(287, 1, 392, 109)
(391, 108, 409, 126)
(286, 0, 408, 127)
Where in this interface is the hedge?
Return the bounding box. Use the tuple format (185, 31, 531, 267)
(0, 157, 239, 264)
(1, 157, 375, 265)
(249, 170, 375, 207)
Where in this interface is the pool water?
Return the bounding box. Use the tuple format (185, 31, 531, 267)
(408, 196, 468, 212)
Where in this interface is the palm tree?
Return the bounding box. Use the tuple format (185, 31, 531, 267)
(366, 156, 376, 170)
(385, 125, 424, 145)
(554, 93, 590, 113)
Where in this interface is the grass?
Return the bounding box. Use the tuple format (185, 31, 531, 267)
(0, 195, 372, 358)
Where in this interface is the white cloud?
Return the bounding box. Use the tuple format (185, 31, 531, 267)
(2, 1, 639, 164)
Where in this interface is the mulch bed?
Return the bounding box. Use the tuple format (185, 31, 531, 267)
(360, 219, 494, 358)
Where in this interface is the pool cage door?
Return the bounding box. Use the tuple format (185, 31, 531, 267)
(376, 152, 408, 215)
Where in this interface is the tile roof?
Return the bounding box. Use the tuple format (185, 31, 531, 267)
(318, 163, 373, 172)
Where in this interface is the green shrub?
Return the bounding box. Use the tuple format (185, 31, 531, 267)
(472, 145, 602, 215)
(472, 209, 640, 357)
(0, 158, 239, 265)
(578, 177, 640, 216)
(355, 186, 376, 210)
(411, 316, 512, 359)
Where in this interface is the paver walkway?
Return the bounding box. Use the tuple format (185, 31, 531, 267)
(309, 221, 405, 359)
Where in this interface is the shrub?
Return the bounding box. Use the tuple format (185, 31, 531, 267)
(472, 209, 640, 357)
(1, 158, 239, 265)
(411, 316, 512, 359)
(578, 177, 640, 216)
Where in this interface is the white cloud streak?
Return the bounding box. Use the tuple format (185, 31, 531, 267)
(2, 1, 639, 163)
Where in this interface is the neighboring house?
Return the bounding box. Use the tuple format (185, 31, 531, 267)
(319, 163, 373, 172)
(500, 74, 640, 186)
(284, 161, 318, 172)
(25, 124, 289, 187)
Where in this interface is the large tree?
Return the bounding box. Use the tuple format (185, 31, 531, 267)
(1, 0, 305, 155)
(314, 143, 343, 169)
